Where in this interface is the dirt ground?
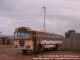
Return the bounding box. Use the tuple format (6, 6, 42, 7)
(0, 45, 80, 60)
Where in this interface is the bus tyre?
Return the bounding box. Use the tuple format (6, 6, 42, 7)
(44, 48, 48, 52)
(33, 51, 37, 54)
(22, 50, 27, 54)
(38, 44, 42, 54)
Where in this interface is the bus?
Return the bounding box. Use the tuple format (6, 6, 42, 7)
(14, 27, 63, 53)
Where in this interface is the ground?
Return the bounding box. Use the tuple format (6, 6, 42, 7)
(0, 45, 80, 60)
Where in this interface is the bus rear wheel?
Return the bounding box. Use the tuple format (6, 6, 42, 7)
(43, 48, 48, 52)
(22, 49, 27, 54)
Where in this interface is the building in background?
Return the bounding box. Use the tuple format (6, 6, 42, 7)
(62, 30, 80, 51)
(0, 35, 14, 45)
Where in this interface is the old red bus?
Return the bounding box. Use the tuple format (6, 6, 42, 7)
(14, 27, 63, 53)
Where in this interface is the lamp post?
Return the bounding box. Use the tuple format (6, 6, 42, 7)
(43, 6, 46, 31)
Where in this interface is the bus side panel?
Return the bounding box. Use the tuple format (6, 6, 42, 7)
(36, 38, 63, 51)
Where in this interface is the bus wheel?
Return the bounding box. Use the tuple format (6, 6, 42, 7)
(33, 51, 37, 54)
(44, 48, 48, 52)
(22, 50, 27, 54)
(38, 44, 42, 54)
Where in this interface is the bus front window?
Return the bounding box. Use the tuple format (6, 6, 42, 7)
(15, 32, 31, 39)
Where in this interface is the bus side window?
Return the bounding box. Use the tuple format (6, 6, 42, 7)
(42, 33, 43, 38)
(21, 33, 25, 38)
(46, 33, 47, 38)
(48, 34, 49, 38)
(52, 35, 53, 38)
(43, 33, 45, 38)
(38, 32, 40, 38)
(45, 33, 46, 38)
(50, 34, 51, 38)
(47, 34, 48, 38)
(40, 33, 42, 38)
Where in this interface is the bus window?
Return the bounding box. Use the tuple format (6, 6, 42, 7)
(25, 32, 31, 38)
(15, 32, 31, 39)
(38, 32, 40, 38)
(21, 33, 25, 38)
(15, 32, 21, 38)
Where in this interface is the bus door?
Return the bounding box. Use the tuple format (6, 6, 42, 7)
(32, 32, 36, 52)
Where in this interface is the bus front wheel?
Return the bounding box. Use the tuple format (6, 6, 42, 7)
(37, 44, 42, 53)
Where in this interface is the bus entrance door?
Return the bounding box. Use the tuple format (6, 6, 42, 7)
(32, 32, 36, 53)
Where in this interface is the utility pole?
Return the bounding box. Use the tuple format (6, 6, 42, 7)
(43, 6, 46, 31)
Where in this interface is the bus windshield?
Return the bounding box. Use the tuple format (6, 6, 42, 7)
(15, 32, 31, 39)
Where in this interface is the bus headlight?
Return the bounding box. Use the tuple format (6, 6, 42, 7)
(26, 45, 30, 49)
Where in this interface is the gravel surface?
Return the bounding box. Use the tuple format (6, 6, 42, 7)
(0, 45, 80, 60)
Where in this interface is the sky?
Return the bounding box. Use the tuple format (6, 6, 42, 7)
(0, 0, 80, 35)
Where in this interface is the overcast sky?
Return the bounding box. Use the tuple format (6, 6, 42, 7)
(0, 0, 80, 35)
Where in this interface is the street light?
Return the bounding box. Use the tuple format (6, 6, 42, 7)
(43, 6, 46, 31)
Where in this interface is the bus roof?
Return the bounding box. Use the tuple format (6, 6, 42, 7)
(15, 27, 32, 32)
